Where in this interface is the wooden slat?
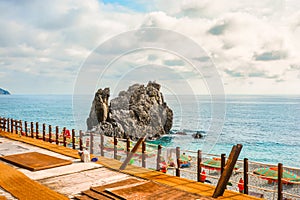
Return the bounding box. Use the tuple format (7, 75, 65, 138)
(82, 190, 115, 200)
(0, 162, 68, 200)
(0, 152, 72, 171)
(91, 178, 142, 192)
(74, 195, 94, 200)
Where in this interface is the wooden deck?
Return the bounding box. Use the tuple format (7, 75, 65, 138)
(0, 162, 68, 200)
(0, 131, 262, 200)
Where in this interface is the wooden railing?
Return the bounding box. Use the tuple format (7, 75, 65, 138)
(0, 116, 299, 199)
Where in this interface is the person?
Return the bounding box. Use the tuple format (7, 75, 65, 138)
(168, 157, 175, 167)
(200, 170, 206, 183)
(238, 178, 244, 193)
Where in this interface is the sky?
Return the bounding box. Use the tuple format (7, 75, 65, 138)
(0, 0, 300, 95)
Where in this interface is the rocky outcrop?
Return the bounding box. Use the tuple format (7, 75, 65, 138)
(87, 88, 110, 130)
(0, 88, 10, 95)
(87, 81, 173, 140)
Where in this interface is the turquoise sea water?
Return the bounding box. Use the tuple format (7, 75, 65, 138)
(1, 95, 299, 168)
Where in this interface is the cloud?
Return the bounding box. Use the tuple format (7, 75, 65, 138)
(224, 69, 244, 78)
(254, 50, 288, 61)
(163, 59, 185, 66)
(1, 0, 300, 94)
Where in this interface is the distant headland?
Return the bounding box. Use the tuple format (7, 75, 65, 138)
(0, 88, 10, 95)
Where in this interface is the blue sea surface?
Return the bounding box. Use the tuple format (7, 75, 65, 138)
(0, 94, 299, 168)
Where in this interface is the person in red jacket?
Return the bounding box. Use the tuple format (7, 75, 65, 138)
(238, 178, 244, 193)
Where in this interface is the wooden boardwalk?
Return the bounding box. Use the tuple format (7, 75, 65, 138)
(0, 131, 262, 200)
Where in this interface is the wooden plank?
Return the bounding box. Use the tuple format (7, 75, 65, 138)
(0, 162, 68, 200)
(119, 137, 145, 170)
(0, 152, 72, 171)
(213, 144, 243, 198)
(74, 195, 94, 200)
(82, 190, 114, 200)
(106, 181, 207, 200)
(91, 178, 142, 192)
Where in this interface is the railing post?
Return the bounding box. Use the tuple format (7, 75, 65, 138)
(7, 118, 10, 132)
(197, 150, 202, 182)
(113, 136, 117, 159)
(42, 123, 46, 141)
(55, 126, 59, 145)
(79, 130, 83, 151)
(90, 132, 94, 154)
(221, 153, 226, 175)
(126, 137, 130, 156)
(49, 125, 52, 143)
(25, 121, 28, 137)
(30, 122, 34, 138)
(63, 127, 66, 147)
(244, 158, 249, 194)
(10, 118, 13, 133)
(72, 129, 75, 149)
(156, 145, 162, 171)
(100, 133, 103, 155)
(142, 141, 146, 168)
(35, 122, 39, 139)
(19, 120, 22, 135)
(278, 163, 283, 200)
(14, 120, 17, 134)
(176, 147, 180, 177)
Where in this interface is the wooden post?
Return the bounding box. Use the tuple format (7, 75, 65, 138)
(142, 141, 146, 168)
(10, 119, 13, 133)
(14, 120, 17, 134)
(176, 147, 180, 177)
(278, 163, 283, 200)
(79, 130, 83, 151)
(113, 136, 117, 159)
(19, 120, 22, 135)
(72, 129, 75, 149)
(221, 153, 226, 175)
(213, 144, 243, 198)
(15, 120, 19, 134)
(100, 133, 103, 156)
(25, 121, 28, 137)
(156, 145, 162, 171)
(126, 137, 130, 156)
(49, 125, 52, 143)
(30, 122, 34, 138)
(42, 123, 46, 141)
(197, 150, 202, 182)
(7, 118, 10, 132)
(63, 127, 66, 147)
(35, 122, 39, 139)
(244, 158, 249, 194)
(55, 126, 59, 145)
(90, 132, 94, 154)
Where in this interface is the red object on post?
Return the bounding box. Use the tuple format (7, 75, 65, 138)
(64, 129, 71, 138)
(200, 170, 206, 182)
(238, 178, 244, 193)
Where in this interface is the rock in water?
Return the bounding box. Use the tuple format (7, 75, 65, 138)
(87, 88, 110, 130)
(0, 88, 10, 95)
(87, 81, 173, 140)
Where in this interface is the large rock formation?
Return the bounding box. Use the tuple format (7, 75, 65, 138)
(87, 81, 173, 140)
(87, 88, 110, 130)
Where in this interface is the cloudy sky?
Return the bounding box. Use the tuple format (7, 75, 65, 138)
(1, 0, 300, 95)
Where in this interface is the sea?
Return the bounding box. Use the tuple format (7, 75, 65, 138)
(1, 94, 299, 168)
